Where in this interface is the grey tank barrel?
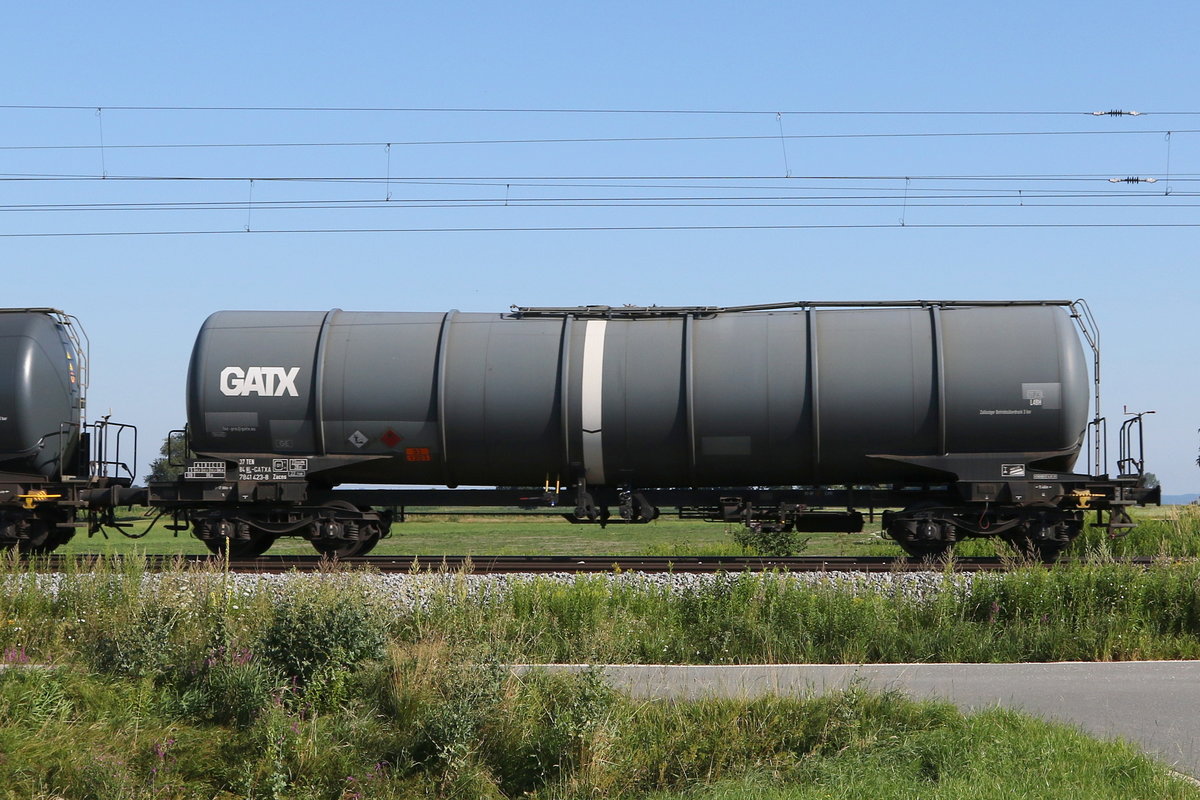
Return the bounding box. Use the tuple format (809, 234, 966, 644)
(0, 310, 84, 478)
(186, 303, 1090, 488)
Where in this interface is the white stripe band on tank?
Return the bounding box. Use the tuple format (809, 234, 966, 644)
(580, 319, 607, 484)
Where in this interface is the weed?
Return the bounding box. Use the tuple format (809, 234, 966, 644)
(259, 579, 388, 712)
(732, 525, 810, 556)
(174, 650, 281, 728)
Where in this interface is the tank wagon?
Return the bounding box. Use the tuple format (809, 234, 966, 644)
(0, 309, 138, 552)
(150, 300, 1158, 559)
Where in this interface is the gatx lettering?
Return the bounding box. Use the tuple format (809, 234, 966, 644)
(220, 367, 301, 397)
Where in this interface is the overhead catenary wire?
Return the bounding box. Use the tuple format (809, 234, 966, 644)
(0, 105, 1189, 236)
(7, 204, 1200, 214)
(0, 194, 1195, 212)
(3, 172, 1197, 184)
(1, 128, 1197, 152)
(0, 187, 1191, 199)
(0, 174, 1187, 212)
(5, 222, 1200, 238)
(0, 171, 1185, 218)
(1, 104, 1196, 115)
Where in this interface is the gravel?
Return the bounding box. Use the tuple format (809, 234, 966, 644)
(3, 568, 978, 612)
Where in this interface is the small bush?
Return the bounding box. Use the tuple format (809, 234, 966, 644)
(260, 581, 388, 691)
(174, 650, 281, 728)
(82, 603, 187, 679)
(732, 525, 809, 556)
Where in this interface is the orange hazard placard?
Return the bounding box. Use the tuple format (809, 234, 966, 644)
(405, 447, 432, 462)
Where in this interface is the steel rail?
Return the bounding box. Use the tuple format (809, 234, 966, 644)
(20, 554, 1161, 574)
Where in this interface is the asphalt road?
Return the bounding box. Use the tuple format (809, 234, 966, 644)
(518, 661, 1200, 779)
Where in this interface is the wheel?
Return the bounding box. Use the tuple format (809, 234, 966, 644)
(202, 535, 276, 558)
(352, 525, 381, 556)
(15, 520, 51, 553)
(309, 501, 377, 558)
(888, 502, 955, 560)
(311, 538, 369, 558)
(21, 526, 75, 555)
(1003, 528, 1077, 562)
(1003, 536, 1067, 562)
(1003, 511, 1080, 563)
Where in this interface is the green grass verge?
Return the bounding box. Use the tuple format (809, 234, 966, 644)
(5, 554, 1200, 666)
(0, 656, 1192, 799)
(408, 562, 1200, 664)
(0, 557, 1196, 796)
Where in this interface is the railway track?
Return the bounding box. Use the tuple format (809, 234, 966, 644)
(25, 554, 1160, 574)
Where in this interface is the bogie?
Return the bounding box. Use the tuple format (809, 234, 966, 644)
(884, 503, 1087, 561)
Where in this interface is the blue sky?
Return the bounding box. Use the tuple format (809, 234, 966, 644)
(3, 1, 1197, 492)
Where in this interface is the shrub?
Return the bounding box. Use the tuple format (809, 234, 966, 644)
(174, 649, 281, 728)
(732, 525, 809, 556)
(82, 603, 187, 679)
(260, 581, 388, 691)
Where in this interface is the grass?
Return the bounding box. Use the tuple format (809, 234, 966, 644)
(0, 643, 1192, 799)
(1073, 504, 1200, 558)
(402, 561, 1200, 664)
(7, 552, 1200, 666)
(61, 503, 1200, 558)
(0, 556, 1197, 796)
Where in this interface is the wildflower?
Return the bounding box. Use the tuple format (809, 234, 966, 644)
(1, 645, 29, 664)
